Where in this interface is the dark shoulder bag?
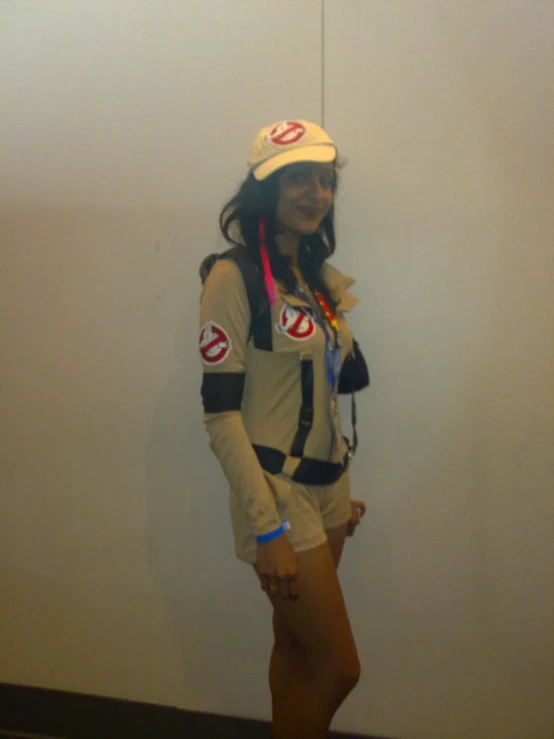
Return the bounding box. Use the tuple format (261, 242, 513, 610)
(337, 339, 370, 458)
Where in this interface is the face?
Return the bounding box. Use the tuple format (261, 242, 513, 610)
(276, 162, 336, 236)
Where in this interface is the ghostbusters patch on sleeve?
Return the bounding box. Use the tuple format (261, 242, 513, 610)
(199, 322, 232, 365)
(276, 304, 315, 341)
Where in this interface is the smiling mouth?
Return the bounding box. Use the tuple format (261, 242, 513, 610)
(296, 205, 321, 218)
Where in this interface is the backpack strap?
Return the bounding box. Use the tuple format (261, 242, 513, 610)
(199, 246, 273, 352)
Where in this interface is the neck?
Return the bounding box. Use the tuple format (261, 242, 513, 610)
(275, 229, 301, 268)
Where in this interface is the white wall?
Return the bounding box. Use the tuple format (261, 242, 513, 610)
(327, 3, 554, 738)
(1, 2, 553, 739)
(0, 0, 322, 719)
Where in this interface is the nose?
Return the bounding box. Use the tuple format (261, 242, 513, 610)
(307, 176, 326, 199)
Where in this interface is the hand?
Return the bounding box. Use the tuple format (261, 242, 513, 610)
(346, 499, 366, 537)
(255, 534, 300, 601)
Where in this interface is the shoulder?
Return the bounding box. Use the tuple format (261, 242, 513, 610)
(199, 259, 251, 330)
(321, 262, 359, 312)
(199, 253, 252, 330)
(202, 254, 248, 295)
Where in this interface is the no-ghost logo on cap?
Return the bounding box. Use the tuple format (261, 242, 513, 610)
(268, 121, 306, 146)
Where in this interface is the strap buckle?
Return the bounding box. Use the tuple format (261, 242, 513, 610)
(298, 407, 314, 428)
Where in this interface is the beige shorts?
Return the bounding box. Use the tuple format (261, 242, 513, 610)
(229, 470, 352, 564)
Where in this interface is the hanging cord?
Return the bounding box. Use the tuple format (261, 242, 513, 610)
(350, 392, 358, 457)
(258, 218, 277, 306)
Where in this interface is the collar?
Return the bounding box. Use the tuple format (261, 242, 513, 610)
(274, 263, 358, 312)
(321, 263, 359, 312)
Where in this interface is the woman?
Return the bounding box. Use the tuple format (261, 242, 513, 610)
(199, 119, 366, 738)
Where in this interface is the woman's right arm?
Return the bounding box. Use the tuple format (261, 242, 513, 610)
(199, 260, 299, 598)
(199, 259, 284, 539)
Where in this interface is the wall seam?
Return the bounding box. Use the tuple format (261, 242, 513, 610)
(321, 0, 325, 127)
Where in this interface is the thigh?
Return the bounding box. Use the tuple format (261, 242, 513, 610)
(267, 541, 358, 671)
(319, 471, 351, 541)
(326, 523, 348, 569)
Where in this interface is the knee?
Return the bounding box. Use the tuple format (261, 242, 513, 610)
(270, 611, 361, 704)
(344, 653, 361, 692)
(337, 651, 361, 695)
(315, 651, 361, 706)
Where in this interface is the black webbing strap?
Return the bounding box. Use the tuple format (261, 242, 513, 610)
(290, 360, 314, 458)
(252, 444, 349, 486)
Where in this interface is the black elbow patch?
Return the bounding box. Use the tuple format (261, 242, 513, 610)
(201, 372, 245, 413)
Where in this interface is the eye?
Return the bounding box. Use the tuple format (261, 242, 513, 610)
(319, 174, 336, 190)
(288, 171, 306, 182)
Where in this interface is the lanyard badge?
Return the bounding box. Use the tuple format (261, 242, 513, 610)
(313, 289, 341, 395)
(296, 285, 342, 394)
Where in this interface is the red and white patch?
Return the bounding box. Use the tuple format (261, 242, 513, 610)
(199, 322, 232, 365)
(276, 304, 315, 341)
(269, 121, 306, 146)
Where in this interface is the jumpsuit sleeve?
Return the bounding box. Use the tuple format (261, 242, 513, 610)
(199, 258, 283, 539)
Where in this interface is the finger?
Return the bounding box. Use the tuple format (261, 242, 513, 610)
(268, 579, 280, 597)
(288, 575, 300, 601)
(260, 575, 270, 592)
(278, 577, 290, 601)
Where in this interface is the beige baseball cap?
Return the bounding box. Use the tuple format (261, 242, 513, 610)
(247, 119, 337, 181)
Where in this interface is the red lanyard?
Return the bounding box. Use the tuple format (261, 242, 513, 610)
(313, 289, 339, 334)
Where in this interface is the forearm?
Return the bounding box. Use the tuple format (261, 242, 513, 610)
(204, 411, 283, 538)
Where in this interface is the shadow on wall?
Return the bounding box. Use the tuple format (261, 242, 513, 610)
(144, 307, 270, 713)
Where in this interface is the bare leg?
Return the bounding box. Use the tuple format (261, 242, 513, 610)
(326, 522, 348, 569)
(269, 611, 326, 738)
(264, 525, 359, 739)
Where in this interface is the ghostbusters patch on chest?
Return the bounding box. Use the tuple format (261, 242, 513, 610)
(199, 322, 232, 365)
(276, 303, 316, 342)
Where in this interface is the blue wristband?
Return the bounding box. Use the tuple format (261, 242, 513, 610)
(256, 524, 284, 544)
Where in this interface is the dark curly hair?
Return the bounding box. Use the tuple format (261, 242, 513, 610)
(219, 163, 341, 309)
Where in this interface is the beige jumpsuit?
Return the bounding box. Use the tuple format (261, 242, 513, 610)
(199, 256, 359, 563)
